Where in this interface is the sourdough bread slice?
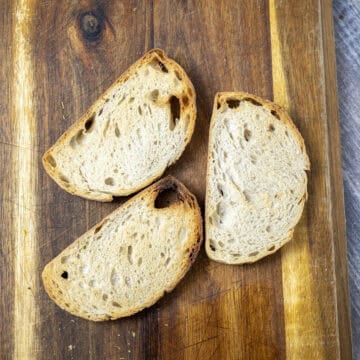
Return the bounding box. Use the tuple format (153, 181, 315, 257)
(43, 49, 196, 201)
(205, 92, 310, 264)
(42, 176, 202, 321)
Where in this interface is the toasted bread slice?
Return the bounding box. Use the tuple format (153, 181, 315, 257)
(42, 176, 202, 321)
(205, 92, 310, 264)
(43, 49, 196, 201)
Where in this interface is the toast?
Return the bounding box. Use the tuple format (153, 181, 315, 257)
(205, 92, 310, 264)
(43, 49, 196, 201)
(42, 176, 202, 321)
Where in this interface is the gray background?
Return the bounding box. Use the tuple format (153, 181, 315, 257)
(333, 1, 360, 358)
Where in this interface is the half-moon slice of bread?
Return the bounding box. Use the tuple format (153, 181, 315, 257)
(205, 92, 310, 264)
(42, 176, 202, 321)
(43, 49, 196, 201)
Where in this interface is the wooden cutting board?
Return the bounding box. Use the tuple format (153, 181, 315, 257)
(0, 0, 352, 359)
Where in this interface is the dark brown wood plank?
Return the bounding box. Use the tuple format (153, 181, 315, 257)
(154, 1, 286, 359)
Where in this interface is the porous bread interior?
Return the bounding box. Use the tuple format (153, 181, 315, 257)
(44, 54, 193, 198)
(206, 96, 309, 264)
(42, 178, 202, 321)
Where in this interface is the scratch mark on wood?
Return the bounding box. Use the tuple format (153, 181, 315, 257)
(209, 343, 221, 359)
(189, 287, 233, 304)
(196, 304, 216, 358)
(0, 140, 45, 154)
(180, 335, 219, 351)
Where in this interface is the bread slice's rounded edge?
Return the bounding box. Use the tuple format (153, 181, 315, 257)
(205, 91, 310, 265)
(204, 230, 295, 265)
(42, 151, 113, 202)
(42, 49, 197, 201)
(42, 175, 203, 321)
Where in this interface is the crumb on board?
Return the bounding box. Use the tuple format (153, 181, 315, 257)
(132, 331, 136, 337)
(68, 345, 74, 351)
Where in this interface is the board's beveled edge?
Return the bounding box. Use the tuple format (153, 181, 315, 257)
(319, 0, 352, 357)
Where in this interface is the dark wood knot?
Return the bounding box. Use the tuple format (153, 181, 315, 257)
(79, 11, 104, 42)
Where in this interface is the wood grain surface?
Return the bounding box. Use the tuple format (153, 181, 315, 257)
(0, 1, 351, 359)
